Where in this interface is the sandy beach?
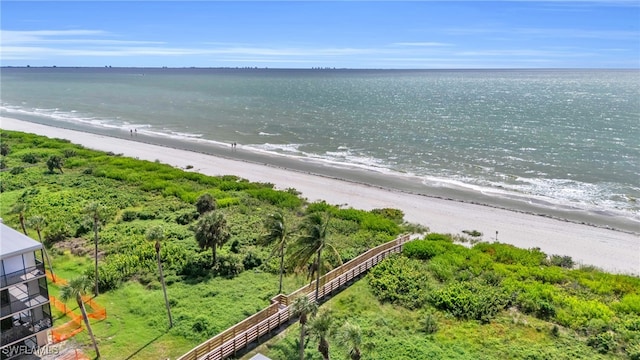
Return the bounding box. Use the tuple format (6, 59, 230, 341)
(1, 117, 638, 275)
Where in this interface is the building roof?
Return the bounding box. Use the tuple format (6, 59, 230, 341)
(249, 355, 272, 360)
(0, 223, 43, 260)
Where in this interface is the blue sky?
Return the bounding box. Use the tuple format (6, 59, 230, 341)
(1, 1, 639, 68)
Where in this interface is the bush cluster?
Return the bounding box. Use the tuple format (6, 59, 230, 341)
(430, 280, 511, 323)
(367, 255, 429, 309)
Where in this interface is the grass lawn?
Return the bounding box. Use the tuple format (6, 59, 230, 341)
(47, 250, 312, 359)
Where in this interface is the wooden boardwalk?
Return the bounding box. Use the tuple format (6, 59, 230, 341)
(177, 234, 411, 360)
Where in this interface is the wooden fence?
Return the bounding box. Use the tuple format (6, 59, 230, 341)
(178, 233, 411, 360)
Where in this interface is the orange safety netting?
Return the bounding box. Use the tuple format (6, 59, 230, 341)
(47, 274, 107, 344)
(56, 349, 91, 360)
(49, 296, 84, 343)
(82, 295, 106, 320)
(46, 271, 68, 286)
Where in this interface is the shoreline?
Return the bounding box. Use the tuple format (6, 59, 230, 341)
(1, 117, 639, 275)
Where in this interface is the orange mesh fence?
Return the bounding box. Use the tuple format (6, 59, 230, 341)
(49, 296, 82, 322)
(51, 319, 84, 343)
(82, 295, 107, 320)
(57, 349, 91, 360)
(46, 271, 68, 286)
(49, 295, 84, 343)
(48, 276, 107, 343)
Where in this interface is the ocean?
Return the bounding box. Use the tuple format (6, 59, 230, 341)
(1, 67, 639, 231)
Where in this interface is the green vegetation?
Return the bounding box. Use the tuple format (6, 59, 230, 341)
(2, 130, 637, 359)
(0, 130, 405, 359)
(253, 234, 640, 359)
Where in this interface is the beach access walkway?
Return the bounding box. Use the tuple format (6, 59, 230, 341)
(178, 233, 412, 360)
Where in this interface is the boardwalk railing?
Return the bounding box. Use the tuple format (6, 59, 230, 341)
(178, 233, 411, 360)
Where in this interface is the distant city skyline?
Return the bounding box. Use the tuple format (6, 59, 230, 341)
(1, 1, 639, 69)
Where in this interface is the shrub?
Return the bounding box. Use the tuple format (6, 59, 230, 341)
(421, 311, 439, 334)
(555, 296, 614, 330)
(474, 242, 547, 266)
(216, 197, 240, 208)
(462, 230, 482, 237)
(120, 210, 138, 222)
(306, 201, 336, 213)
(247, 188, 302, 208)
(10, 166, 24, 175)
(587, 330, 617, 354)
(0, 158, 6, 169)
(137, 209, 158, 220)
(63, 149, 77, 158)
(242, 251, 263, 270)
(430, 280, 511, 323)
(174, 209, 199, 225)
(46, 155, 64, 173)
(21, 153, 39, 164)
(549, 254, 575, 268)
(371, 208, 405, 223)
(191, 315, 212, 334)
(613, 294, 640, 314)
(180, 252, 212, 278)
(368, 255, 429, 309)
(403, 239, 451, 260)
(425, 233, 453, 242)
(628, 341, 640, 360)
(195, 193, 217, 214)
(44, 222, 71, 243)
(215, 253, 244, 278)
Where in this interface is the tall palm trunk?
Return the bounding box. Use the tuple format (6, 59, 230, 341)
(93, 219, 99, 296)
(19, 213, 27, 235)
(156, 241, 173, 328)
(314, 246, 323, 301)
(35, 229, 56, 282)
(351, 349, 361, 360)
(278, 245, 285, 294)
(299, 313, 307, 360)
(318, 337, 330, 360)
(77, 294, 100, 358)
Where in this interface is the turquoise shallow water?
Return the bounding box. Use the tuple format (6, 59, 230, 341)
(1, 68, 639, 226)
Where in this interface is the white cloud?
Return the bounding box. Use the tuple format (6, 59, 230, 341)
(1, 30, 108, 43)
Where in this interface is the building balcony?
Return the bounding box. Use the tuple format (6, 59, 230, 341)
(0, 261, 45, 289)
(0, 316, 52, 347)
(0, 287, 49, 319)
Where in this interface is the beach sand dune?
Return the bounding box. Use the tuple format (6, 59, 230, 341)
(1, 117, 638, 275)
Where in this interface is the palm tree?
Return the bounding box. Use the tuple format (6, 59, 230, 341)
(292, 212, 341, 301)
(146, 225, 173, 328)
(10, 203, 28, 235)
(194, 211, 230, 266)
(290, 296, 318, 360)
(336, 322, 362, 360)
(60, 276, 100, 358)
(84, 202, 106, 296)
(308, 308, 334, 360)
(26, 215, 56, 282)
(260, 211, 293, 294)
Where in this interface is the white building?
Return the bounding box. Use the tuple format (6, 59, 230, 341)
(0, 223, 53, 360)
